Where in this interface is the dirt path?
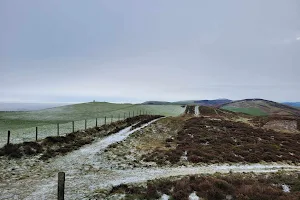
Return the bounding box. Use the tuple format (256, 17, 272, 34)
(195, 105, 199, 116)
(214, 108, 219, 116)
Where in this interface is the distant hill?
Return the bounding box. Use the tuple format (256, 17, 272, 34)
(0, 102, 71, 111)
(142, 101, 172, 105)
(173, 100, 196, 105)
(194, 99, 232, 107)
(282, 102, 300, 108)
(221, 99, 300, 116)
(143, 99, 232, 106)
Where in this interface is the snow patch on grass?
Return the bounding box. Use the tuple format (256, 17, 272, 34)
(160, 194, 170, 200)
(189, 191, 200, 200)
(282, 184, 290, 193)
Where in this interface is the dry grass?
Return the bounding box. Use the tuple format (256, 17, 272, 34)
(102, 116, 186, 167)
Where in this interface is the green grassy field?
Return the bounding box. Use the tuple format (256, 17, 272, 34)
(221, 106, 268, 116)
(0, 102, 185, 147)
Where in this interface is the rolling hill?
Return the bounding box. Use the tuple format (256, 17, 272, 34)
(0, 102, 185, 131)
(193, 99, 232, 106)
(221, 99, 300, 116)
(143, 99, 232, 106)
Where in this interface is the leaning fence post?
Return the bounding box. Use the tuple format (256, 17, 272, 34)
(85, 119, 87, 130)
(7, 131, 10, 145)
(105, 116, 106, 125)
(58, 172, 65, 200)
(57, 124, 59, 136)
(36, 127, 38, 141)
(96, 118, 98, 127)
(72, 121, 74, 133)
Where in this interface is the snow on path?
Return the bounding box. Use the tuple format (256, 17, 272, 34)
(2, 117, 300, 200)
(195, 106, 199, 116)
(0, 118, 162, 200)
(26, 164, 300, 199)
(105, 163, 300, 187)
(47, 117, 163, 172)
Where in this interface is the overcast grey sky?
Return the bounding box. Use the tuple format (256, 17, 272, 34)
(1, 0, 300, 103)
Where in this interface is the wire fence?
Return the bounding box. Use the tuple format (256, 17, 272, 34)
(1, 110, 151, 148)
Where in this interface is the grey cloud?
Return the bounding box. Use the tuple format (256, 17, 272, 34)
(1, 0, 300, 102)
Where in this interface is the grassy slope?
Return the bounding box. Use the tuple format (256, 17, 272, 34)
(0, 102, 184, 131)
(0, 102, 184, 146)
(222, 106, 267, 116)
(220, 99, 300, 116)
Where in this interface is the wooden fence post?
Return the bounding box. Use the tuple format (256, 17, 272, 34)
(57, 124, 59, 136)
(133, 111, 135, 117)
(36, 127, 38, 141)
(105, 116, 106, 125)
(72, 121, 74, 133)
(96, 118, 98, 127)
(85, 119, 87, 130)
(7, 131, 10, 145)
(58, 172, 65, 200)
(124, 113, 126, 120)
(129, 111, 131, 118)
(111, 115, 113, 123)
(118, 114, 120, 121)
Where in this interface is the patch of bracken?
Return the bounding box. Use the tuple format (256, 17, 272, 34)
(109, 173, 300, 200)
(143, 117, 300, 165)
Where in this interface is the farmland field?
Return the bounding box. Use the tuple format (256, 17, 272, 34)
(0, 102, 185, 147)
(222, 106, 267, 116)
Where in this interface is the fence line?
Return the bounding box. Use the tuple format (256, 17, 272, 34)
(1, 110, 153, 148)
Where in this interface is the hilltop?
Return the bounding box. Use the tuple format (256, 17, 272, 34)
(143, 99, 232, 106)
(221, 98, 300, 116)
